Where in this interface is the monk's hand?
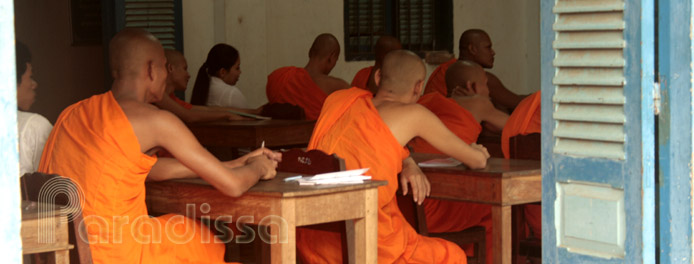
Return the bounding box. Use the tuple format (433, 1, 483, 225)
(400, 158, 431, 205)
(453, 81, 476, 97)
(226, 113, 252, 121)
(470, 143, 490, 159)
(246, 147, 283, 163)
(247, 155, 278, 180)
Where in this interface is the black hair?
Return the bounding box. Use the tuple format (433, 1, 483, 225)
(191, 43, 239, 105)
(15, 42, 31, 83)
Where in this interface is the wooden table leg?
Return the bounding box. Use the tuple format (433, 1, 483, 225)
(270, 222, 296, 264)
(54, 249, 70, 264)
(492, 205, 512, 264)
(345, 188, 378, 264)
(270, 199, 296, 264)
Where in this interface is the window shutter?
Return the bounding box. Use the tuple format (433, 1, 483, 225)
(552, 0, 626, 160)
(396, 0, 435, 54)
(124, 0, 181, 50)
(344, 0, 387, 60)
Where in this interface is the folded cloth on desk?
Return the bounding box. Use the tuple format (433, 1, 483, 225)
(293, 168, 371, 185)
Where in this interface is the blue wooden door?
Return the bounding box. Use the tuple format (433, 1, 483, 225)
(541, 0, 656, 262)
(657, 0, 694, 263)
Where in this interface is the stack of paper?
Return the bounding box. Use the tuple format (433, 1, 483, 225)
(417, 157, 462, 168)
(286, 168, 371, 185)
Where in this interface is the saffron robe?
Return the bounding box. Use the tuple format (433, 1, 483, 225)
(266, 66, 328, 120)
(423, 58, 456, 96)
(351, 66, 373, 90)
(409, 93, 482, 153)
(170, 92, 193, 110)
(296, 87, 467, 263)
(501, 91, 541, 159)
(408, 92, 493, 264)
(39, 91, 229, 264)
(501, 90, 542, 238)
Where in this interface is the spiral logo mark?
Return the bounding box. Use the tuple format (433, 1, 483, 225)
(37, 177, 85, 244)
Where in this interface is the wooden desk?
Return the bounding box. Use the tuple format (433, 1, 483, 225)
(188, 120, 315, 148)
(21, 201, 73, 263)
(411, 153, 541, 264)
(145, 173, 386, 264)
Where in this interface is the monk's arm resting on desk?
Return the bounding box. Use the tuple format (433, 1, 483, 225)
(409, 104, 488, 169)
(154, 95, 244, 122)
(147, 109, 276, 196)
(400, 157, 430, 205)
(196, 105, 262, 115)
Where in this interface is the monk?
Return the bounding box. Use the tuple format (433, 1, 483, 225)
(410, 60, 509, 264)
(351, 35, 402, 94)
(296, 50, 490, 263)
(425, 29, 523, 112)
(411, 60, 509, 153)
(266, 33, 350, 120)
(39, 28, 281, 264)
(153, 49, 248, 123)
(501, 90, 542, 239)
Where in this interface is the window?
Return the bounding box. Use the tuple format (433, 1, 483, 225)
(343, 0, 453, 61)
(104, 0, 184, 51)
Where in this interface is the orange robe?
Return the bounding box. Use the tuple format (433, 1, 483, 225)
(296, 87, 467, 263)
(351, 66, 373, 90)
(39, 91, 229, 264)
(409, 93, 482, 153)
(501, 90, 542, 238)
(266, 66, 327, 120)
(501, 91, 541, 159)
(170, 92, 193, 109)
(424, 58, 457, 96)
(408, 92, 493, 264)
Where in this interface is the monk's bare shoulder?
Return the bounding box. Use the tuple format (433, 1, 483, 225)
(119, 99, 181, 127)
(314, 75, 350, 94)
(455, 95, 491, 112)
(376, 101, 431, 124)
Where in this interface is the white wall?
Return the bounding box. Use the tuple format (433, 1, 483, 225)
(452, 0, 540, 95)
(183, 0, 541, 107)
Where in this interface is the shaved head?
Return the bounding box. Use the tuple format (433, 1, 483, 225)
(445, 60, 488, 96)
(164, 49, 190, 93)
(374, 36, 402, 65)
(109, 28, 166, 80)
(164, 49, 184, 67)
(109, 28, 168, 102)
(458, 29, 495, 68)
(378, 50, 426, 95)
(309, 33, 340, 59)
(459, 29, 488, 54)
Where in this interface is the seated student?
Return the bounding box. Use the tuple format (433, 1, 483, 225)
(409, 60, 509, 264)
(296, 50, 490, 263)
(39, 28, 281, 264)
(411, 60, 509, 152)
(425, 29, 524, 112)
(266, 33, 350, 120)
(351, 35, 402, 94)
(501, 90, 542, 239)
(15, 42, 52, 177)
(191, 43, 252, 110)
(153, 49, 247, 123)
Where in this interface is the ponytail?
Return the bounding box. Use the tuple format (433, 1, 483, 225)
(191, 62, 210, 105)
(190, 44, 239, 106)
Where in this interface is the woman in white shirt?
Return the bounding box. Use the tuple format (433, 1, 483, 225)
(191, 44, 249, 108)
(16, 42, 52, 177)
